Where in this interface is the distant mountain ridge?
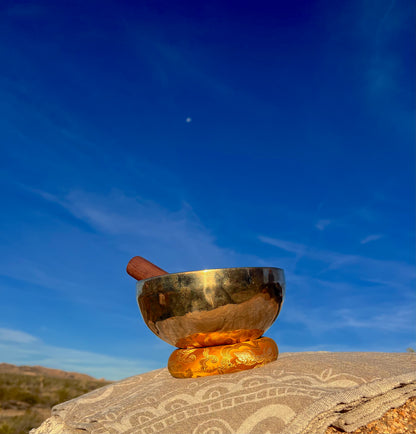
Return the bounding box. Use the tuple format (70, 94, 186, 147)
(0, 362, 107, 382)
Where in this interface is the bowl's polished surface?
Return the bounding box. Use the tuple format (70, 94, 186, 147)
(137, 267, 285, 348)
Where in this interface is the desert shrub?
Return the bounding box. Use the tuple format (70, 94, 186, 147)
(3, 387, 39, 405)
(0, 409, 43, 434)
(57, 387, 71, 403)
(0, 422, 13, 434)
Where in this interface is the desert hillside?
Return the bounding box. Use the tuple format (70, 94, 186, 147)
(0, 363, 106, 381)
(0, 363, 111, 434)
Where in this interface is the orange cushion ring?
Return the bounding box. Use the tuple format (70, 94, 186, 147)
(168, 337, 278, 378)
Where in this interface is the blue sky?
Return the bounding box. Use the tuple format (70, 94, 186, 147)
(0, 0, 414, 380)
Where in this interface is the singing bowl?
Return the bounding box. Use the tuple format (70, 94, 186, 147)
(137, 267, 285, 348)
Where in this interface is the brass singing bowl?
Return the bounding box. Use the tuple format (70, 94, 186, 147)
(137, 267, 285, 348)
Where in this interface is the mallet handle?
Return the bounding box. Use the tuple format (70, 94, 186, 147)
(126, 256, 168, 281)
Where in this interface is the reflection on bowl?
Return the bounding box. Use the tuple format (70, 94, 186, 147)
(137, 267, 285, 348)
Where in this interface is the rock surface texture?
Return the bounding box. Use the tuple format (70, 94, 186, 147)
(31, 352, 416, 434)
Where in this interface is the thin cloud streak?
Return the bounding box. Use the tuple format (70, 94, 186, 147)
(0, 328, 38, 344)
(260, 234, 415, 342)
(0, 328, 159, 380)
(281, 303, 415, 334)
(25, 186, 262, 271)
(315, 219, 331, 231)
(259, 236, 306, 256)
(360, 234, 383, 244)
(0, 257, 81, 295)
(259, 235, 416, 286)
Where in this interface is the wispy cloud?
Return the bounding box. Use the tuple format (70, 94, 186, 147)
(258, 236, 306, 256)
(261, 233, 415, 345)
(30, 187, 199, 238)
(0, 328, 159, 380)
(151, 40, 233, 95)
(122, 15, 233, 97)
(259, 235, 415, 287)
(315, 219, 331, 231)
(0, 328, 38, 344)
(282, 303, 415, 334)
(359, 0, 412, 116)
(25, 187, 261, 272)
(360, 234, 383, 244)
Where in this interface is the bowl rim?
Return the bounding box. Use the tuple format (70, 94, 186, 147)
(143, 267, 284, 282)
(136, 266, 285, 285)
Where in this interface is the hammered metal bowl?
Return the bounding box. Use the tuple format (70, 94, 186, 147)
(137, 267, 285, 348)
